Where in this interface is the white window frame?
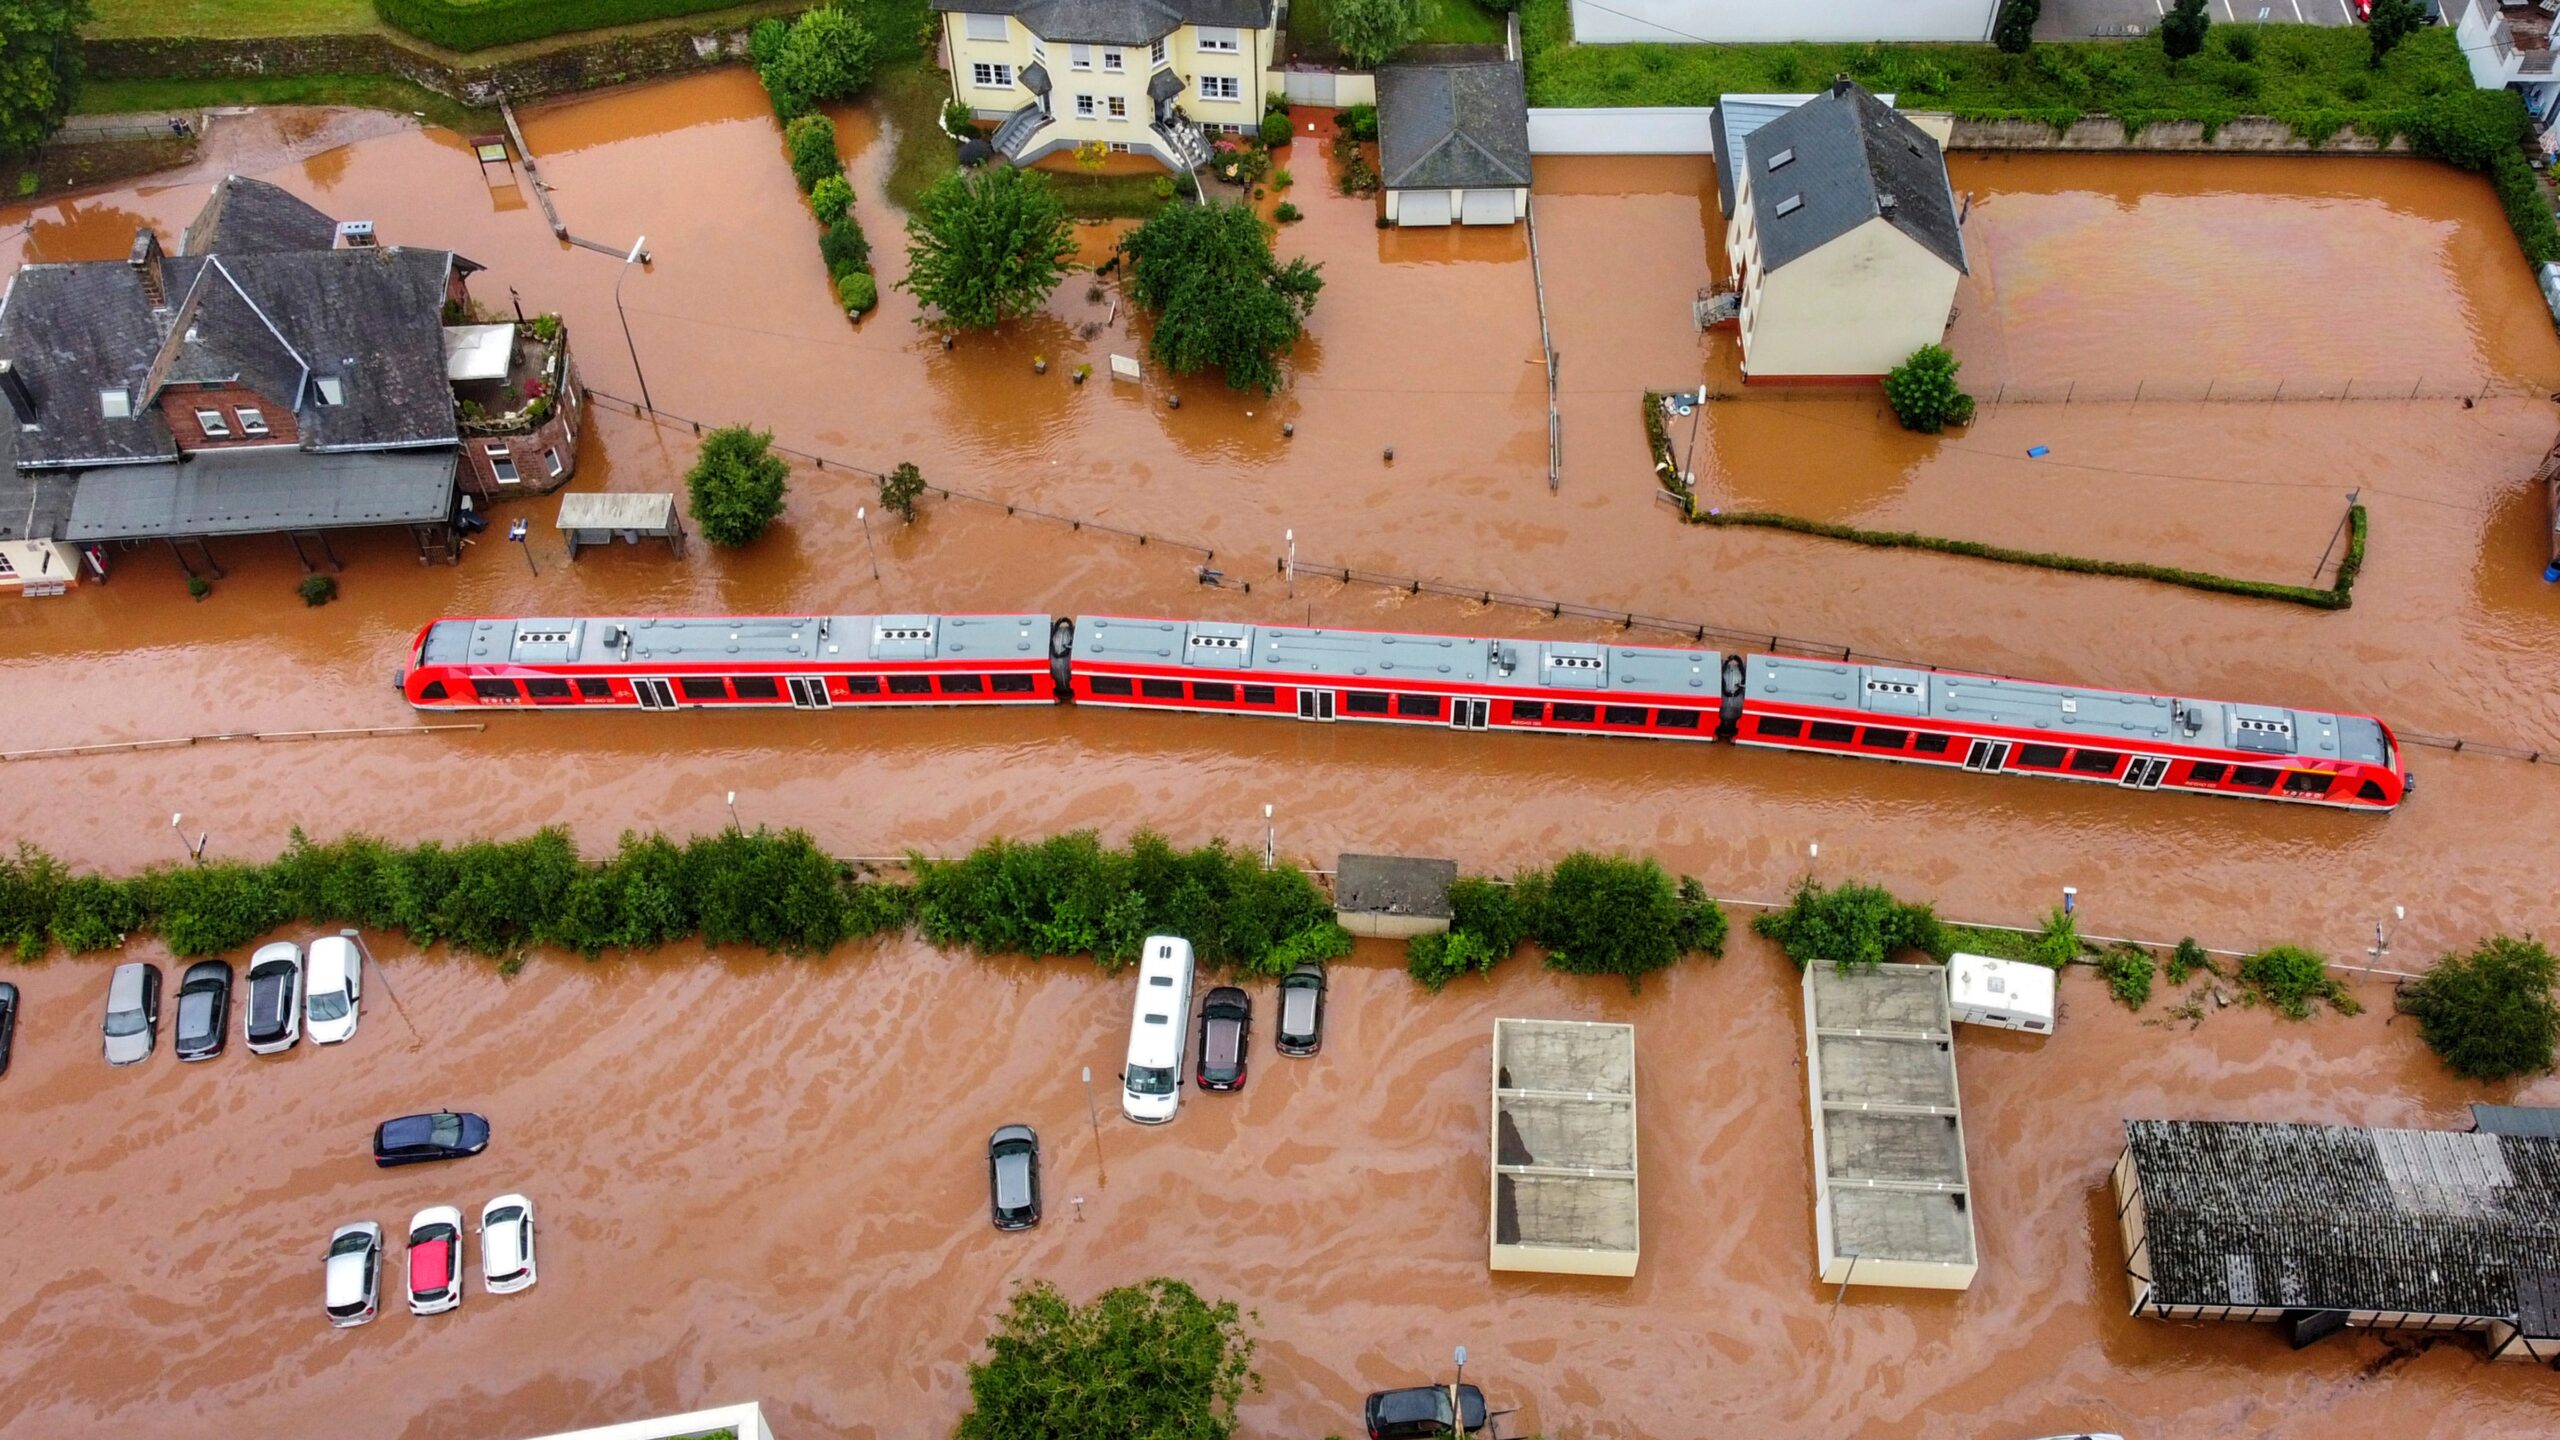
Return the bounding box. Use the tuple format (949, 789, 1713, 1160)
(1151, 37, 1168, 67)
(237, 407, 269, 437)
(98, 387, 131, 419)
(194, 407, 230, 438)
(1198, 75, 1240, 102)
(1070, 43, 1092, 70)
(1076, 93, 1096, 117)
(1197, 27, 1240, 53)
(962, 12, 1006, 41)
(315, 375, 344, 406)
(544, 446, 565, 478)
(1103, 48, 1125, 72)
(1107, 95, 1127, 120)
(486, 443, 519, 484)
(970, 62, 1014, 89)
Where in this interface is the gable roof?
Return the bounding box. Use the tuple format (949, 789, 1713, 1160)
(931, 0, 1268, 46)
(181, 176, 341, 257)
(1377, 62, 1531, 192)
(1708, 91, 1896, 221)
(1743, 80, 1965, 277)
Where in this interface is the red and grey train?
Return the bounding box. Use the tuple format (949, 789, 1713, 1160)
(403, 612, 2409, 811)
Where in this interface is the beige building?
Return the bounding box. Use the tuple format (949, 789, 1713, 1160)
(1720, 79, 1966, 384)
(931, 0, 1280, 172)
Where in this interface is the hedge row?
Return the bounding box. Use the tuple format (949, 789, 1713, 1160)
(1642, 394, 2366, 609)
(1406, 855, 1726, 994)
(372, 0, 788, 53)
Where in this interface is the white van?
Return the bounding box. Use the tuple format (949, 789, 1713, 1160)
(1121, 936, 1195, 1124)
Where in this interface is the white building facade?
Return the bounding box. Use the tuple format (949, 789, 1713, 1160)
(1567, 0, 1997, 44)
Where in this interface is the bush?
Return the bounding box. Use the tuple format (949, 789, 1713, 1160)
(1260, 110, 1294, 147)
(943, 99, 976, 135)
(147, 862, 285, 958)
(377, 0, 760, 53)
(2401, 935, 2559, 1081)
(759, 5, 879, 119)
(1272, 201, 1302, 223)
(1883, 344, 1975, 434)
(2238, 943, 2360, 1019)
(2221, 24, 2259, 64)
(748, 15, 790, 68)
(880, 460, 926, 520)
(2099, 942, 2156, 1009)
(2160, 0, 2210, 63)
(1272, 167, 1293, 189)
(809, 174, 855, 224)
(1753, 878, 1943, 972)
(297, 573, 338, 607)
(785, 113, 841, 192)
(1993, 0, 2039, 55)
(837, 271, 878, 314)
(2166, 936, 2212, 984)
(1328, 0, 1422, 68)
(955, 1278, 1258, 1440)
(819, 214, 872, 277)
(1407, 929, 1503, 991)
(685, 425, 791, 546)
(1339, 103, 1379, 142)
(1532, 853, 1724, 993)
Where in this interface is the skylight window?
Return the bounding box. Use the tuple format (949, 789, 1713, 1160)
(98, 387, 131, 419)
(315, 375, 345, 406)
(1765, 147, 1795, 172)
(1773, 194, 1804, 217)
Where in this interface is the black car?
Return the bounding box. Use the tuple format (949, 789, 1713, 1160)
(1365, 1383, 1486, 1440)
(1195, 986, 1251, 1092)
(174, 961, 232, 1062)
(372, 1110, 491, 1168)
(0, 981, 16, 1076)
(988, 1124, 1041, 1231)
(1275, 963, 1327, 1057)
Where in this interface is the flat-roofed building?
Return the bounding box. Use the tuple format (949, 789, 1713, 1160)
(1801, 963, 1978, 1289)
(1490, 1018, 1638, 1277)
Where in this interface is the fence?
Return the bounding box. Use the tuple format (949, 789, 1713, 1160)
(1710, 375, 2552, 407)
(1276, 66, 1376, 108)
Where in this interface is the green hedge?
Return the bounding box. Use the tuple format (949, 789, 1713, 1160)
(373, 0, 783, 52)
(1408, 854, 1725, 993)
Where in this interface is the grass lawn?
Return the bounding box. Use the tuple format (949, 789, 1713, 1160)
(84, 0, 383, 39)
(77, 74, 497, 133)
(878, 61, 961, 214)
(1291, 0, 1507, 65)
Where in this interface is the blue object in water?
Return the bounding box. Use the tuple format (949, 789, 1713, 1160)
(2026, 445, 2050, 458)
(2545, 562, 2560, 584)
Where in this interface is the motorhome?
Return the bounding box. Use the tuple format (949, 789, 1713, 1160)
(1122, 936, 1196, 1123)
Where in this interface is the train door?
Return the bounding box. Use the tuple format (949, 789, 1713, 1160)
(633, 678, 677, 710)
(1447, 698, 1489, 731)
(2120, 756, 2169, 790)
(788, 676, 832, 709)
(1295, 688, 1335, 722)
(1963, 739, 2010, 773)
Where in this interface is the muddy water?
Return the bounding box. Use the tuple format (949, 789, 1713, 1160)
(5, 74, 2560, 1435)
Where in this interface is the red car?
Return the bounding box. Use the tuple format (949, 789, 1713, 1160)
(407, 1206, 463, 1316)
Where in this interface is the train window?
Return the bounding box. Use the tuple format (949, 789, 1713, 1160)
(1912, 733, 1951, 754)
(888, 675, 933, 696)
(1141, 679, 1184, 700)
(733, 676, 781, 700)
(2282, 771, 2333, 795)
(471, 678, 519, 701)
(991, 673, 1037, 694)
(2358, 780, 2387, 803)
(1091, 676, 1133, 696)
(2229, 766, 2277, 788)
(1603, 705, 1647, 726)
(1193, 682, 1236, 703)
(1859, 727, 1909, 750)
(1756, 716, 1803, 739)
(577, 678, 613, 699)
(1243, 685, 1276, 705)
(942, 674, 985, 694)
(2069, 750, 2119, 774)
(845, 675, 882, 695)
(1344, 692, 1390, 715)
(2015, 744, 2066, 768)
(1399, 694, 1442, 718)
(1809, 721, 1855, 744)
(523, 678, 573, 701)
(1656, 709, 1700, 729)
(1509, 701, 1546, 723)
(2184, 761, 2226, 784)
(680, 677, 728, 701)
(1551, 703, 1596, 724)
(417, 679, 448, 701)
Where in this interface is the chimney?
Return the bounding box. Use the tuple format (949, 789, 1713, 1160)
(1832, 74, 1853, 99)
(335, 220, 377, 249)
(128, 227, 165, 308)
(0, 359, 36, 427)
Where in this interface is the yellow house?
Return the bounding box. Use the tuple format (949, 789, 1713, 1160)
(931, 0, 1280, 172)
(1723, 79, 1967, 384)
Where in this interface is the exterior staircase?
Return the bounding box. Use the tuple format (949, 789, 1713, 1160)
(1153, 108, 1212, 171)
(1694, 288, 1741, 330)
(992, 102, 1052, 161)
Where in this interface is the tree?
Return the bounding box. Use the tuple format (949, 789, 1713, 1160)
(0, 0, 92, 156)
(955, 1277, 1259, 1440)
(1992, 0, 2040, 55)
(685, 426, 790, 546)
(2402, 935, 2559, 1081)
(1883, 344, 1976, 434)
(1533, 853, 1726, 992)
(759, 5, 877, 118)
(2159, 0, 2209, 62)
(880, 460, 925, 522)
(2367, 0, 2425, 68)
(899, 166, 1075, 331)
(1119, 201, 1322, 394)
(1327, 0, 1421, 69)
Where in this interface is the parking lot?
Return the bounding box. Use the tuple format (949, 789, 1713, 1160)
(2037, 0, 2369, 37)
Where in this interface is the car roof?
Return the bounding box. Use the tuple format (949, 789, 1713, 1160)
(108, 962, 149, 1005)
(181, 960, 230, 986)
(307, 937, 355, 985)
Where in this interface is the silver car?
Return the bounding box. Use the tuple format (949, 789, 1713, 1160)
(102, 962, 161, 1066)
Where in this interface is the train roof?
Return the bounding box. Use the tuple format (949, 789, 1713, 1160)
(1749, 655, 2390, 765)
(1072, 615, 1727, 699)
(418, 614, 1053, 668)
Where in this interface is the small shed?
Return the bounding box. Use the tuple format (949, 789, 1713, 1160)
(1491, 1018, 1639, 1277)
(1334, 852, 1456, 938)
(1946, 953, 2055, 1034)
(557, 491, 686, 560)
(1377, 62, 1532, 228)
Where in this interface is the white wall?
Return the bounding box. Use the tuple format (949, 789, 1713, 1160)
(1525, 106, 1716, 154)
(517, 1401, 775, 1440)
(1743, 220, 1961, 380)
(1567, 0, 1995, 44)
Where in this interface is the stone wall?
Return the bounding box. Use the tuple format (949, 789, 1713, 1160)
(1946, 115, 2411, 155)
(84, 25, 757, 107)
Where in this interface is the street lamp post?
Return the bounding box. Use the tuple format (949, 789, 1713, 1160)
(614, 235, 655, 413)
(1451, 1345, 1467, 1439)
(508, 517, 538, 575)
(1680, 383, 1707, 488)
(856, 506, 881, 583)
(1284, 528, 1296, 598)
(2062, 885, 2077, 916)
(2366, 904, 2406, 976)
(724, 790, 741, 831)
(170, 812, 206, 864)
(1263, 804, 1275, 871)
(1081, 1064, 1108, 1187)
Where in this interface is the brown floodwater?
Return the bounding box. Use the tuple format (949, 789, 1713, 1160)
(5, 72, 2560, 1437)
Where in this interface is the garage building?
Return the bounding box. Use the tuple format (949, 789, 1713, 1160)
(1378, 61, 1531, 228)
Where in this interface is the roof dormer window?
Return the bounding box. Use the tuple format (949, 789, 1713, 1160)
(99, 387, 132, 419)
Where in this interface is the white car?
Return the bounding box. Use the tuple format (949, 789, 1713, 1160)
(478, 1194, 538, 1294)
(407, 1206, 464, 1316)
(244, 941, 303, 1055)
(305, 935, 362, 1045)
(324, 1221, 382, 1329)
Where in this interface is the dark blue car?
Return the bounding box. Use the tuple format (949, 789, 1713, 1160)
(372, 1110, 491, 1168)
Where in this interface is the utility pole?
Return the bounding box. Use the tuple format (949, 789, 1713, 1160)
(856, 506, 881, 583)
(508, 518, 538, 575)
(347, 928, 421, 1046)
(614, 235, 654, 413)
(1081, 1065, 1108, 1187)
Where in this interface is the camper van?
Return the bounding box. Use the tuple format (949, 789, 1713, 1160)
(1946, 952, 2056, 1034)
(1122, 936, 1196, 1124)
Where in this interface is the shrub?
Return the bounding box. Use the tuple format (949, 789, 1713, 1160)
(1753, 878, 1943, 972)
(1532, 852, 1724, 993)
(685, 425, 791, 546)
(147, 862, 285, 958)
(2099, 942, 2156, 1009)
(748, 15, 791, 68)
(837, 271, 878, 314)
(297, 573, 338, 607)
(1328, 0, 1422, 69)
(2166, 936, 2212, 984)
(2221, 24, 2259, 63)
(1273, 201, 1302, 223)
(1883, 344, 1975, 434)
(1272, 167, 1293, 190)
(819, 214, 872, 277)
(2238, 943, 2360, 1019)
(880, 460, 925, 521)
(2401, 935, 2559, 1081)
(1260, 110, 1294, 147)
(785, 113, 841, 192)
(687, 826, 851, 954)
(944, 100, 976, 136)
(809, 174, 855, 225)
(955, 1278, 1258, 1440)
(187, 575, 211, 600)
(1339, 103, 1379, 142)
(759, 5, 879, 118)
(47, 874, 142, 954)
(1407, 929, 1502, 991)
(1993, 0, 2039, 55)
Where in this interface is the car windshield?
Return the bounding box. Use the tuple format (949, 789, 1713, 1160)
(329, 1233, 372, 1257)
(104, 1007, 148, 1038)
(309, 989, 350, 1022)
(1126, 1064, 1178, 1096)
(486, 1205, 523, 1227)
(429, 1114, 463, 1148)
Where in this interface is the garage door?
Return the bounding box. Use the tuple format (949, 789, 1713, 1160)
(1459, 189, 1515, 226)
(1398, 189, 1451, 227)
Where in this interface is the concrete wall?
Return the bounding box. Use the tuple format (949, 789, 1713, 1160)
(85, 26, 763, 105)
(1526, 106, 1715, 154)
(1277, 69, 1375, 107)
(1567, 0, 1995, 44)
(1946, 115, 2413, 153)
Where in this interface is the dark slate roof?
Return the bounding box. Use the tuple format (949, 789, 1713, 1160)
(1335, 853, 1457, 920)
(0, 258, 194, 466)
(1744, 80, 1965, 277)
(221, 248, 461, 450)
(1377, 62, 1531, 191)
(2124, 1119, 2560, 1332)
(63, 448, 456, 540)
(0, 468, 78, 540)
(931, 0, 1269, 46)
(180, 176, 341, 257)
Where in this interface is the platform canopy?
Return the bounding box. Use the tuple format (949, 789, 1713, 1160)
(64, 448, 457, 540)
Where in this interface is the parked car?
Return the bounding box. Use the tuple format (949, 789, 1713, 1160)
(1365, 1383, 1486, 1440)
(478, 1194, 538, 1294)
(0, 981, 16, 1077)
(174, 960, 232, 1062)
(373, 1110, 491, 1168)
(1196, 985, 1252, 1092)
(1275, 963, 1327, 1057)
(407, 1206, 464, 1316)
(324, 1221, 383, 1329)
(988, 1124, 1042, 1231)
(244, 942, 303, 1055)
(305, 934, 362, 1045)
(102, 961, 160, 1066)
